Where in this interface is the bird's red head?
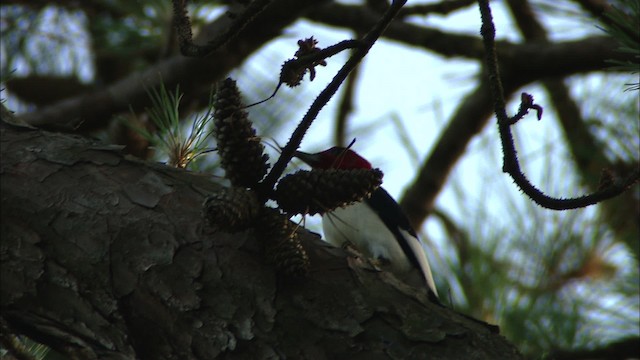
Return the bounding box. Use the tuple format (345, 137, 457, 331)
(294, 147, 372, 170)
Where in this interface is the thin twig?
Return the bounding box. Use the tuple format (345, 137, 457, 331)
(246, 39, 363, 108)
(477, 0, 639, 210)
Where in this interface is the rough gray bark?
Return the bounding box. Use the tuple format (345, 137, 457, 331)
(0, 114, 523, 359)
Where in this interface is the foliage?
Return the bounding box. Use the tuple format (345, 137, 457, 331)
(131, 82, 216, 169)
(434, 164, 639, 356)
(600, 0, 640, 91)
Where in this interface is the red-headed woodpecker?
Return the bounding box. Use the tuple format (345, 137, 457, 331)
(294, 147, 439, 298)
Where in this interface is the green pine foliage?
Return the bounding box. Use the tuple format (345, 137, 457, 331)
(131, 83, 216, 169)
(600, 0, 640, 91)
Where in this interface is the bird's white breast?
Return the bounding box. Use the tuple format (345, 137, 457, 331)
(322, 201, 413, 273)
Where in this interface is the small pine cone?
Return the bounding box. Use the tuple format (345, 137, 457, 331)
(202, 187, 260, 232)
(280, 59, 306, 87)
(213, 78, 269, 188)
(257, 208, 309, 276)
(274, 168, 383, 215)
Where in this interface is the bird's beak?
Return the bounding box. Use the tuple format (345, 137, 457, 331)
(293, 150, 321, 167)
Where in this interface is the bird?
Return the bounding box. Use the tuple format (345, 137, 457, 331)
(294, 146, 439, 299)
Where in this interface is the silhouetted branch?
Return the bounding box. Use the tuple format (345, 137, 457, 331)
(477, 0, 639, 210)
(506, 0, 639, 254)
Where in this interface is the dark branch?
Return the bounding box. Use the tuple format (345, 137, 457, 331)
(477, 0, 639, 210)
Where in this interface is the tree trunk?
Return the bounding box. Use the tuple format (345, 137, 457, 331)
(0, 112, 523, 359)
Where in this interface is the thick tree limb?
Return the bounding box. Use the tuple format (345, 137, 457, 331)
(0, 117, 522, 359)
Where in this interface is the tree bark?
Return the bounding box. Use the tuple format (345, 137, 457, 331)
(0, 113, 522, 359)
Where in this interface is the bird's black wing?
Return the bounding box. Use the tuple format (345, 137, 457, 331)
(364, 187, 420, 268)
(365, 187, 441, 303)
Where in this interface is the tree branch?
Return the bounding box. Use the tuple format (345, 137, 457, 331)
(477, 0, 639, 210)
(506, 0, 639, 256)
(400, 9, 637, 228)
(0, 116, 523, 359)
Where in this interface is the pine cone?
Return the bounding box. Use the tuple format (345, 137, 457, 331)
(280, 59, 306, 87)
(257, 208, 309, 277)
(202, 187, 260, 232)
(274, 168, 383, 215)
(213, 78, 269, 188)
